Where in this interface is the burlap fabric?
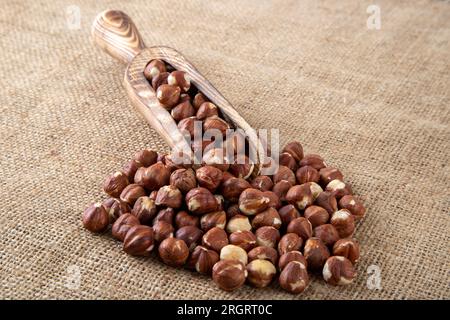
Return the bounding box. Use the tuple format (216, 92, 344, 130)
(0, 0, 448, 300)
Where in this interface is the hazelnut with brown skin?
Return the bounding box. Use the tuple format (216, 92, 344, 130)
(333, 238, 360, 264)
(111, 213, 140, 241)
(134, 149, 158, 167)
(200, 211, 226, 231)
(196, 102, 219, 120)
(202, 148, 230, 172)
(279, 152, 298, 172)
(103, 171, 129, 198)
(82, 203, 109, 233)
(220, 178, 251, 202)
(278, 251, 307, 271)
(296, 166, 320, 184)
(120, 184, 146, 206)
(303, 237, 330, 271)
(142, 162, 171, 191)
(323, 256, 356, 285)
(158, 237, 189, 267)
(238, 188, 270, 215)
(326, 179, 352, 199)
(133, 166, 146, 186)
(156, 84, 181, 109)
(177, 116, 197, 138)
(251, 176, 274, 192)
(273, 165, 296, 185)
(202, 227, 229, 252)
(246, 259, 276, 288)
(272, 180, 293, 202)
(203, 116, 230, 136)
(229, 231, 257, 251)
(279, 261, 309, 294)
(170, 168, 196, 194)
(123, 225, 154, 256)
(155, 185, 183, 208)
(226, 204, 242, 219)
(304, 205, 329, 228)
(132, 196, 157, 225)
(286, 184, 313, 210)
(193, 93, 208, 110)
(220, 244, 248, 265)
(315, 191, 338, 214)
(263, 191, 282, 209)
(278, 204, 300, 227)
(186, 187, 219, 215)
(282, 141, 304, 162)
(144, 59, 166, 80)
(122, 159, 142, 183)
(152, 220, 174, 242)
(188, 245, 219, 274)
(175, 226, 203, 251)
(248, 246, 278, 265)
(306, 181, 323, 200)
(103, 198, 130, 223)
(196, 165, 223, 192)
(153, 207, 175, 225)
(330, 209, 355, 238)
(252, 207, 282, 229)
(287, 217, 313, 241)
(171, 101, 195, 121)
(299, 154, 326, 170)
(278, 233, 303, 256)
(149, 190, 158, 201)
(151, 71, 169, 89)
(225, 214, 252, 233)
(339, 195, 366, 220)
(212, 260, 247, 291)
(314, 224, 340, 247)
(255, 226, 280, 248)
(229, 156, 254, 179)
(319, 167, 343, 186)
(167, 70, 190, 92)
(175, 210, 199, 228)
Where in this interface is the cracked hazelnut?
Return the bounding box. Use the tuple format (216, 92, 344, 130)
(332, 238, 360, 264)
(248, 246, 278, 265)
(202, 227, 229, 252)
(319, 167, 343, 186)
(278, 204, 300, 227)
(286, 184, 313, 210)
(251, 176, 274, 192)
(202, 148, 230, 171)
(229, 156, 254, 179)
(323, 256, 356, 286)
(339, 195, 366, 220)
(282, 141, 304, 162)
(238, 188, 270, 215)
(299, 154, 326, 170)
(315, 191, 338, 214)
(278, 233, 303, 256)
(103, 198, 130, 223)
(314, 224, 340, 247)
(82, 203, 109, 233)
(246, 259, 276, 288)
(188, 245, 219, 274)
(156, 84, 181, 109)
(158, 237, 189, 267)
(326, 179, 352, 199)
(111, 213, 140, 241)
(155, 185, 182, 208)
(278, 251, 307, 271)
(196, 102, 219, 120)
(204, 116, 230, 136)
(153, 207, 175, 225)
(123, 225, 154, 256)
(272, 180, 293, 202)
(330, 209, 355, 238)
(151, 71, 169, 89)
(152, 220, 174, 242)
(220, 178, 251, 202)
(273, 165, 296, 185)
(186, 187, 219, 215)
(304, 205, 329, 227)
(131, 196, 157, 225)
(225, 214, 252, 233)
(212, 260, 247, 291)
(142, 162, 171, 191)
(229, 231, 257, 251)
(171, 101, 195, 121)
(134, 149, 158, 167)
(303, 237, 330, 271)
(175, 210, 199, 228)
(252, 207, 282, 229)
(196, 165, 223, 192)
(220, 244, 248, 265)
(306, 181, 323, 200)
(175, 225, 203, 251)
(144, 59, 166, 80)
(296, 166, 320, 184)
(103, 171, 129, 198)
(279, 261, 309, 294)
(122, 159, 142, 183)
(120, 184, 146, 206)
(170, 168, 196, 194)
(167, 70, 190, 92)
(286, 217, 313, 241)
(193, 93, 208, 110)
(255, 226, 280, 248)
(263, 191, 281, 209)
(200, 211, 226, 231)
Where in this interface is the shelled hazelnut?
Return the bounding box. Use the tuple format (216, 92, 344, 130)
(202, 227, 229, 252)
(286, 217, 312, 241)
(200, 211, 226, 231)
(326, 180, 352, 199)
(196, 102, 219, 120)
(303, 237, 330, 271)
(282, 141, 304, 162)
(151, 71, 169, 90)
(103, 198, 130, 223)
(226, 204, 242, 219)
(279, 153, 298, 172)
(220, 244, 248, 265)
(204, 116, 230, 136)
(193, 93, 208, 110)
(278, 251, 307, 271)
(142, 162, 170, 191)
(306, 182, 323, 200)
(238, 188, 270, 215)
(134, 149, 158, 167)
(167, 70, 190, 92)
(170, 168, 197, 194)
(272, 180, 293, 202)
(144, 59, 166, 80)
(123, 225, 154, 256)
(251, 176, 274, 192)
(156, 84, 181, 109)
(315, 191, 338, 215)
(229, 231, 257, 251)
(314, 224, 340, 247)
(111, 213, 140, 241)
(229, 156, 254, 179)
(131, 196, 157, 225)
(196, 165, 223, 192)
(333, 238, 360, 264)
(304, 205, 329, 228)
(212, 260, 247, 291)
(273, 165, 296, 185)
(255, 226, 280, 248)
(225, 214, 252, 233)
(330, 209, 355, 238)
(279, 261, 309, 294)
(103, 171, 129, 198)
(220, 178, 251, 202)
(175, 226, 203, 251)
(246, 259, 276, 288)
(186, 187, 220, 215)
(153, 207, 175, 225)
(323, 256, 356, 286)
(175, 210, 199, 228)
(178, 116, 197, 138)
(286, 184, 313, 210)
(299, 154, 326, 170)
(263, 191, 281, 209)
(188, 245, 219, 274)
(338, 195, 366, 220)
(120, 184, 146, 206)
(278, 205, 300, 227)
(202, 148, 230, 172)
(122, 159, 142, 183)
(296, 166, 319, 184)
(155, 185, 183, 208)
(82, 203, 109, 233)
(319, 167, 343, 186)
(171, 101, 195, 121)
(158, 237, 189, 267)
(278, 233, 303, 256)
(251, 208, 282, 229)
(153, 221, 174, 242)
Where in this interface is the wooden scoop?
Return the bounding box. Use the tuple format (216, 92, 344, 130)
(91, 10, 267, 174)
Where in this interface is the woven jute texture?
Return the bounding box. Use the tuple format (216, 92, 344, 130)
(0, 0, 449, 300)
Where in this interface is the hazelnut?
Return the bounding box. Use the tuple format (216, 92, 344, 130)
(203, 116, 230, 136)
(177, 116, 197, 138)
(170, 168, 196, 194)
(251, 176, 273, 192)
(314, 224, 340, 247)
(202, 148, 230, 171)
(196, 102, 218, 120)
(214, 194, 225, 211)
(315, 191, 338, 214)
(156, 84, 181, 109)
(103, 198, 130, 223)
(248, 246, 278, 265)
(193, 92, 208, 110)
(229, 231, 257, 251)
(142, 162, 171, 191)
(155, 185, 182, 208)
(272, 180, 293, 202)
(279, 152, 298, 172)
(286, 184, 313, 210)
(164, 151, 192, 171)
(238, 188, 270, 215)
(299, 154, 326, 170)
(82, 203, 109, 233)
(305, 181, 323, 200)
(133, 166, 146, 186)
(144, 59, 166, 80)
(278, 204, 300, 227)
(123, 225, 154, 256)
(212, 260, 247, 291)
(225, 131, 246, 155)
(255, 226, 280, 248)
(325, 179, 353, 199)
(171, 101, 195, 121)
(323, 256, 356, 285)
(319, 167, 343, 186)
(339, 195, 366, 220)
(246, 259, 276, 288)
(167, 70, 190, 92)
(153, 207, 175, 225)
(303, 237, 330, 271)
(175, 210, 199, 228)
(151, 71, 169, 89)
(200, 211, 226, 231)
(111, 213, 140, 241)
(229, 156, 255, 179)
(220, 244, 248, 265)
(273, 165, 296, 185)
(333, 238, 360, 264)
(225, 214, 252, 233)
(134, 149, 158, 167)
(278, 233, 303, 256)
(122, 159, 142, 183)
(152, 220, 174, 242)
(119, 184, 146, 206)
(202, 227, 229, 252)
(282, 141, 304, 162)
(149, 190, 158, 201)
(278, 251, 307, 271)
(188, 245, 219, 274)
(158, 237, 189, 267)
(186, 187, 219, 215)
(330, 209, 355, 238)
(220, 177, 251, 202)
(179, 93, 190, 103)
(286, 217, 312, 241)
(226, 204, 242, 219)
(131, 196, 157, 225)
(263, 191, 281, 209)
(296, 166, 320, 184)
(103, 171, 129, 198)
(279, 261, 309, 294)
(304, 205, 329, 227)
(175, 225, 203, 251)
(196, 165, 223, 192)
(191, 139, 214, 154)
(251, 207, 282, 229)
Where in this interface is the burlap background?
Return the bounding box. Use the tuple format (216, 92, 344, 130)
(0, 0, 448, 300)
